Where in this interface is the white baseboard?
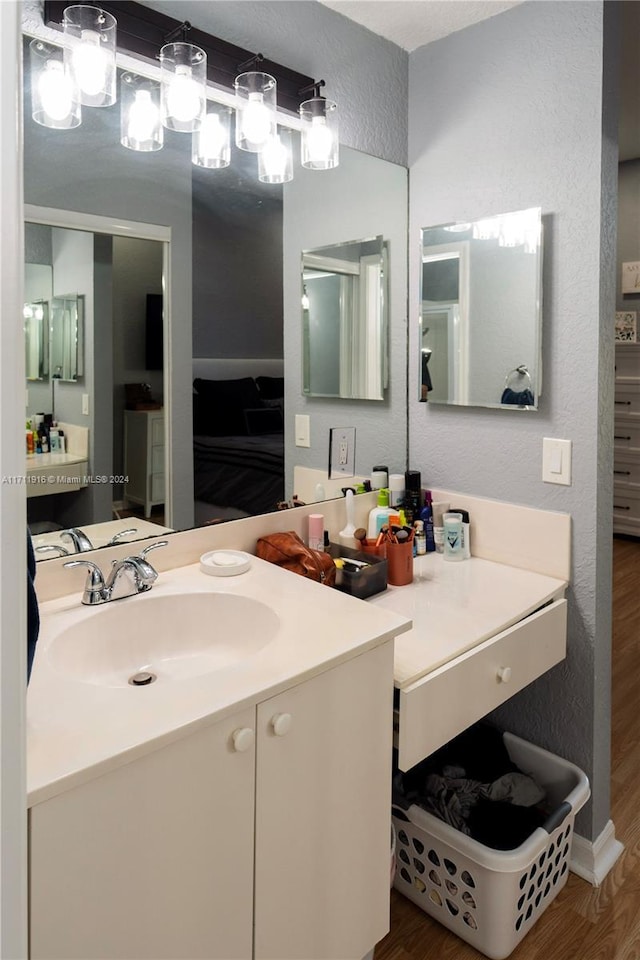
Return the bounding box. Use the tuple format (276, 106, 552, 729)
(570, 819, 624, 886)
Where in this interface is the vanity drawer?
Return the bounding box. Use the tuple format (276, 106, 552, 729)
(614, 386, 640, 416)
(613, 453, 640, 489)
(613, 420, 640, 453)
(395, 598, 567, 771)
(151, 473, 165, 502)
(615, 343, 640, 379)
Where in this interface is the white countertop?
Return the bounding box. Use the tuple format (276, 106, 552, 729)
(26, 452, 86, 470)
(27, 558, 411, 807)
(369, 552, 567, 689)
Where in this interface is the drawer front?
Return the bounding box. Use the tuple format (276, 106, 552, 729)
(614, 387, 640, 416)
(613, 454, 640, 489)
(613, 420, 640, 453)
(613, 487, 640, 521)
(396, 598, 567, 771)
(151, 416, 164, 445)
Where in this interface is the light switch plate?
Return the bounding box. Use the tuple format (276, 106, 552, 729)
(542, 437, 572, 485)
(329, 427, 356, 479)
(82, 393, 90, 416)
(295, 414, 310, 448)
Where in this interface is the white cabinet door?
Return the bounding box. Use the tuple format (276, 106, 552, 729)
(29, 707, 255, 960)
(254, 641, 394, 960)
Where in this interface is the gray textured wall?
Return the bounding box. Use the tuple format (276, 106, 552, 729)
(408, 0, 618, 841)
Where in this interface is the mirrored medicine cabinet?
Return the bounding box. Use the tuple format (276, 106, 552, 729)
(420, 207, 543, 410)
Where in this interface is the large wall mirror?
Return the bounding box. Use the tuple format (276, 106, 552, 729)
(22, 14, 408, 560)
(420, 207, 542, 410)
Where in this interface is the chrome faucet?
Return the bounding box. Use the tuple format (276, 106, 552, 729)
(64, 541, 169, 605)
(60, 528, 94, 553)
(35, 543, 71, 557)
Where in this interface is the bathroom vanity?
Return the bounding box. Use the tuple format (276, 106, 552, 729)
(27, 490, 570, 960)
(27, 559, 410, 960)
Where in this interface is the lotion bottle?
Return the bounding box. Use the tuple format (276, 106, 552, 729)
(367, 487, 391, 539)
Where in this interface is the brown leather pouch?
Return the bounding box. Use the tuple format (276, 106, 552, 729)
(256, 531, 336, 586)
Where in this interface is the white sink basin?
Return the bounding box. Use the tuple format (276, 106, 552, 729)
(47, 592, 279, 688)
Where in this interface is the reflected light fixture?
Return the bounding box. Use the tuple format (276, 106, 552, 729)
(299, 83, 339, 170)
(62, 4, 116, 106)
(160, 39, 207, 133)
(120, 73, 162, 152)
(235, 68, 277, 153)
(29, 38, 81, 128)
(192, 105, 231, 168)
(258, 127, 293, 183)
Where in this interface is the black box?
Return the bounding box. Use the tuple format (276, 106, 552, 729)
(328, 543, 387, 600)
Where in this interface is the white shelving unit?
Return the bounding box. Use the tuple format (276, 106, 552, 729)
(614, 342, 640, 537)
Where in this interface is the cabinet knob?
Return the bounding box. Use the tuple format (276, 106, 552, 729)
(271, 713, 293, 737)
(497, 666, 512, 684)
(232, 727, 255, 752)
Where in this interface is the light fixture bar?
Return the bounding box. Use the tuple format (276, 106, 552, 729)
(43, 0, 317, 115)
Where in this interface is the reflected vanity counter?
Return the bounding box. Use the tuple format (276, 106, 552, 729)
(32, 517, 174, 558)
(26, 422, 89, 498)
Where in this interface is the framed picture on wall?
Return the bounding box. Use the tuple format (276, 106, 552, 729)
(615, 310, 637, 342)
(621, 261, 640, 293)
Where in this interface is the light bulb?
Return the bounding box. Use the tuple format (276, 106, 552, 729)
(307, 116, 334, 162)
(301, 290, 310, 311)
(241, 92, 272, 146)
(128, 90, 159, 143)
(39, 60, 74, 122)
(261, 135, 288, 178)
(166, 65, 201, 123)
(72, 30, 108, 97)
(200, 113, 227, 158)
(23, 305, 33, 320)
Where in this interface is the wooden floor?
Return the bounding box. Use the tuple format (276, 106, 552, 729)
(376, 536, 640, 960)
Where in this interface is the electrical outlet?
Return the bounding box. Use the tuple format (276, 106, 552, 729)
(329, 427, 356, 479)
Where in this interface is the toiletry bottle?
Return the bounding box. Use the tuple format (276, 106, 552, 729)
(367, 487, 391, 538)
(26, 427, 34, 455)
(339, 489, 358, 548)
(388, 474, 404, 509)
(308, 513, 325, 551)
(420, 490, 436, 552)
(49, 427, 59, 452)
(443, 512, 464, 561)
(449, 508, 471, 559)
(414, 520, 426, 555)
(431, 500, 450, 553)
(371, 465, 389, 490)
(58, 430, 66, 453)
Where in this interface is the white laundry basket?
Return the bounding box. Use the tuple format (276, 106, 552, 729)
(392, 732, 590, 960)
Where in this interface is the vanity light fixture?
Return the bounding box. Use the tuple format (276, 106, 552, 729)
(192, 105, 232, 169)
(29, 38, 81, 129)
(62, 4, 116, 107)
(160, 38, 207, 133)
(258, 127, 293, 183)
(234, 67, 278, 153)
(299, 82, 339, 170)
(301, 284, 310, 311)
(120, 73, 163, 152)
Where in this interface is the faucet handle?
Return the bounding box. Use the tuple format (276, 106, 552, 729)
(106, 528, 139, 546)
(139, 540, 169, 560)
(63, 559, 106, 604)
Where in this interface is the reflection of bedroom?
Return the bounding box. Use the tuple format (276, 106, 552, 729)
(191, 135, 285, 523)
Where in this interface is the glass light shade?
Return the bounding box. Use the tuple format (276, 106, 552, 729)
(30, 39, 81, 129)
(234, 72, 277, 152)
(160, 42, 207, 133)
(120, 74, 163, 152)
(192, 106, 231, 168)
(258, 128, 293, 183)
(62, 5, 117, 107)
(300, 97, 339, 170)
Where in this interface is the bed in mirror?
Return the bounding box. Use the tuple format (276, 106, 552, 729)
(420, 207, 542, 410)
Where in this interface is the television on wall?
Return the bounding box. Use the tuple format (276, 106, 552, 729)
(145, 293, 163, 371)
